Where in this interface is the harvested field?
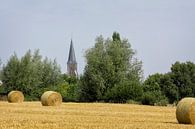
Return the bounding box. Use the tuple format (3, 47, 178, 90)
(0, 102, 194, 129)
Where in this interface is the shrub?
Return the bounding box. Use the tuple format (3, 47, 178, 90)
(141, 92, 156, 105)
(126, 99, 140, 105)
(141, 91, 168, 106)
(154, 99, 168, 106)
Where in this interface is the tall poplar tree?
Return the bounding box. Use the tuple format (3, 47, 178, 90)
(80, 32, 143, 102)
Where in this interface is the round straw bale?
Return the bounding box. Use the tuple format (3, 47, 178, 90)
(41, 91, 62, 106)
(7, 91, 24, 103)
(176, 97, 195, 124)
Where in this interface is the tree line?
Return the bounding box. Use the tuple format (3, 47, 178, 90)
(0, 32, 195, 106)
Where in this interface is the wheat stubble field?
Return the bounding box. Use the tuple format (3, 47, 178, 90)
(0, 102, 194, 129)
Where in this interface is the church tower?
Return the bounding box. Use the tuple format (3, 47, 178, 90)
(67, 39, 78, 76)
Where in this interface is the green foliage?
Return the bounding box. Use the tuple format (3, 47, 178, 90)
(143, 73, 163, 92)
(143, 61, 195, 105)
(79, 74, 99, 102)
(154, 99, 169, 106)
(0, 58, 3, 91)
(80, 32, 143, 102)
(141, 91, 156, 105)
(64, 76, 79, 101)
(1, 36, 194, 106)
(112, 32, 121, 41)
(104, 80, 143, 103)
(170, 61, 195, 99)
(1, 49, 63, 100)
(54, 81, 69, 101)
(142, 73, 169, 105)
(141, 91, 168, 106)
(126, 99, 140, 105)
(159, 73, 179, 103)
(0, 86, 4, 94)
(0, 58, 2, 74)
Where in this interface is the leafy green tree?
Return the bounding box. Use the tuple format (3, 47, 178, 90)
(0, 58, 4, 93)
(142, 73, 168, 105)
(1, 49, 63, 100)
(0, 58, 2, 69)
(104, 79, 143, 103)
(159, 73, 179, 103)
(143, 61, 195, 105)
(80, 32, 143, 102)
(143, 73, 163, 92)
(0, 58, 3, 80)
(2, 53, 20, 92)
(170, 61, 195, 99)
(63, 75, 79, 101)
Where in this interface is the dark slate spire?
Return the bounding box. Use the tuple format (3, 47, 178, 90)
(67, 39, 78, 76)
(67, 39, 77, 64)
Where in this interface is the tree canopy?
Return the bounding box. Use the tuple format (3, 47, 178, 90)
(142, 61, 195, 105)
(79, 32, 143, 102)
(1, 50, 62, 100)
(0, 33, 195, 106)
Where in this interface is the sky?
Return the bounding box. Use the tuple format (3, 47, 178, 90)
(0, 0, 195, 78)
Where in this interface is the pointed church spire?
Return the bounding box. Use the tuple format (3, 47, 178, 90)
(67, 39, 78, 76)
(68, 39, 77, 64)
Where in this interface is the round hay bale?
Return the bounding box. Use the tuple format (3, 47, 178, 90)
(41, 91, 62, 106)
(176, 97, 195, 124)
(7, 91, 24, 103)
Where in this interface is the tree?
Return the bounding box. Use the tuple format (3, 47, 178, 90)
(61, 74, 79, 101)
(79, 32, 143, 102)
(143, 73, 163, 92)
(142, 73, 168, 106)
(0, 58, 2, 69)
(142, 61, 195, 105)
(159, 73, 179, 103)
(2, 53, 20, 92)
(1, 49, 63, 100)
(0, 58, 3, 80)
(170, 61, 195, 99)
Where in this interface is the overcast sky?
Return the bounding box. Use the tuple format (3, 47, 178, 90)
(0, 0, 195, 78)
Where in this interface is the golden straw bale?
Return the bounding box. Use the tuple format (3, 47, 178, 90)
(41, 91, 62, 106)
(7, 91, 24, 103)
(176, 97, 195, 124)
